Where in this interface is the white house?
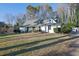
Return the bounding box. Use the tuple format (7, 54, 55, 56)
(19, 15, 61, 33)
(40, 19, 61, 33)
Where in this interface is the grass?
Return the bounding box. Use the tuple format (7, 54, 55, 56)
(0, 32, 74, 56)
(0, 32, 43, 43)
(0, 32, 46, 39)
(0, 33, 22, 39)
(0, 33, 30, 39)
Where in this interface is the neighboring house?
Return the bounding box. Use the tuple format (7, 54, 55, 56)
(0, 22, 14, 34)
(0, 22, 6, 34)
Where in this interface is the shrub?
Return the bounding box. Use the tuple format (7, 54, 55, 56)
(61, 23, 75, 33)
(54, 28, 61, 33)
(13, 29, 21, 33)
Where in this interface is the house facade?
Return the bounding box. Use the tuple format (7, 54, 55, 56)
(40, 24, 61, 33)
(39, 19, 61, 33)
(19, 17, 61, 33)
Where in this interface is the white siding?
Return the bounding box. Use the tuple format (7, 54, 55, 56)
(49, 25, 61, 33)
(19, 27, 26, 32)
(40, 25, 61, 33)
(40, 25, 49, 32)
(49, 26, 56, 33)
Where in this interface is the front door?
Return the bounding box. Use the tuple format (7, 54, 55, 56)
(27, 27, 29, 32)
(48, 25, 51, 32)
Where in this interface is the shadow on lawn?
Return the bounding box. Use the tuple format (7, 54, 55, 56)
(2, 35, 79, 56)
(0, 35, 68, 51)
(69, 40, 79, 48)
(43, 49, 75, 56)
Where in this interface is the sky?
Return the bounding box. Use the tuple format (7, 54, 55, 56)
(0, 3, 58, 22)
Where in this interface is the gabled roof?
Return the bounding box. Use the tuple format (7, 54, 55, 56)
(23, 17, 60, 27)
(23, 19, 37, 27)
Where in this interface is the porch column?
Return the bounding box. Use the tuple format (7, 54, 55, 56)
(45, 24, 46, 32)
(39, 26, 41, 32)
(32, 27, 35, 32)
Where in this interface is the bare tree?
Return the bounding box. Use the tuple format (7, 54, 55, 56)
(15, 14, 26, 27)
(5, 14, 15, 26)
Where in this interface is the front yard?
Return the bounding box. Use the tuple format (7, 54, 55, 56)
(0, 32, 77, 56)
